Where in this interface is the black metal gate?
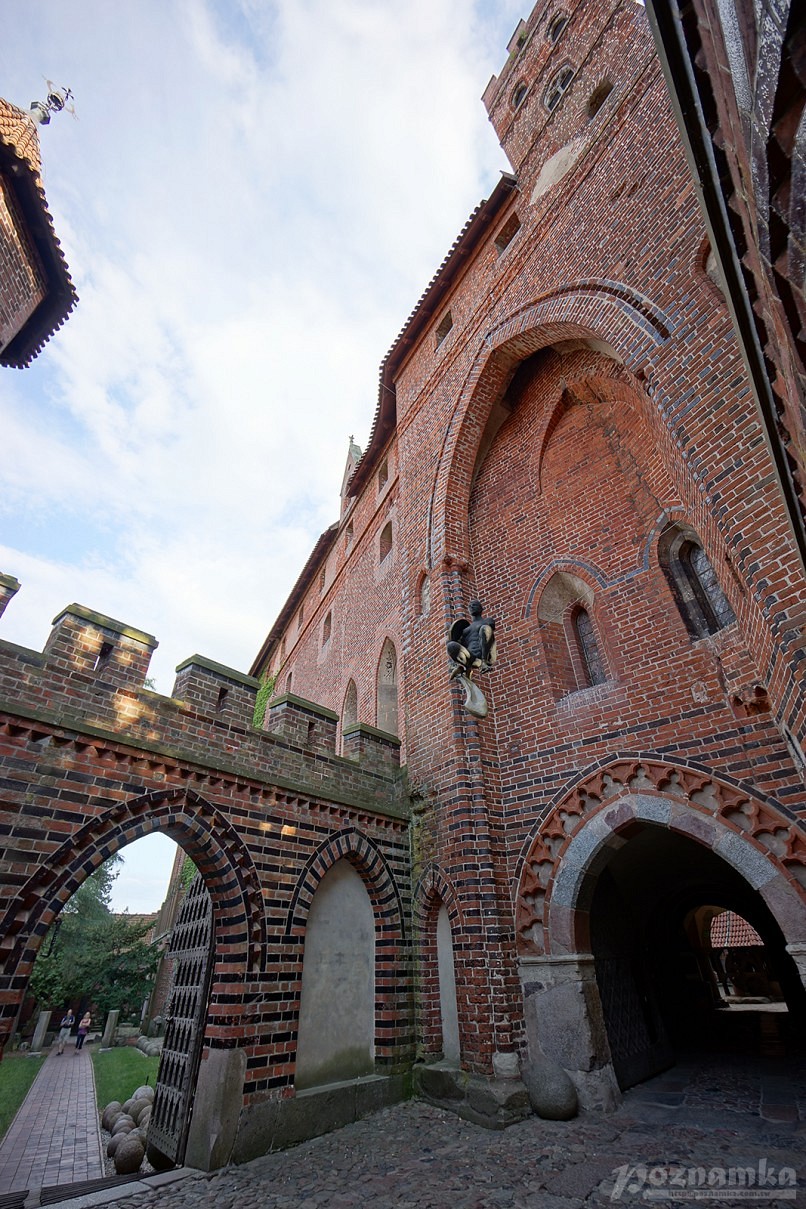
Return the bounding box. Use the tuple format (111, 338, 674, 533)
(147, 872, 213, 1168)
(591, 869, 674, 1089)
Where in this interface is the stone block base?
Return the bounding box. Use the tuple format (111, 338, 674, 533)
(232, 1073, 410, 1164)
(414, 1062, 531, 1129)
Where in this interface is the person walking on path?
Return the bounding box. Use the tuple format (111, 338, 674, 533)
(56, 1009, 74, 1055)
(74, 1011, 91, 1052)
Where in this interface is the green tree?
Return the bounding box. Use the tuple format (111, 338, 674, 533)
(30, 856, 159, 1018)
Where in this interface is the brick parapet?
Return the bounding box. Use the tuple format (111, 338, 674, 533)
(264, 693, 338, 754)
(0, 597, 408, 818)
(0, 574, 19, 621)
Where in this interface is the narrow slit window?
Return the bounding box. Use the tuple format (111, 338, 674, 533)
(322, 612, 332, 646)
(94, 641, 114, 672)
(495, 212, 521, 255)
(378, 459, 389, 492)
(572, 607, 606, 688)
(435, 310, 453, 348)
(380, 521, 393, 563)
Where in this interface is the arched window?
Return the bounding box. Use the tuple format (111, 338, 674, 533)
(322, 611, 332, 647)
(376, 639, 398, 735)
(659, 524, 735, 639)
(285, 671, 293, 694)
(378, 459, 389, 492)
(537, 571, 609, 698)
(379, 521, 393, 563)
(342, 679, 358, 734)
(547, 13, 568, 42)
(545, 64, 574, 111)
(570, 605, 606, 688)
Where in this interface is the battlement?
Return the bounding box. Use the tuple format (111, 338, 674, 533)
(0, 578, 407, 816)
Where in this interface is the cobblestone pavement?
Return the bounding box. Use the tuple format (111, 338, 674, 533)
(0, 1046, 103, 1192)
(62, 1054, 804, 1209)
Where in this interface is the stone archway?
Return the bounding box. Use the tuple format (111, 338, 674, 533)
(514, 759, 806, 1109)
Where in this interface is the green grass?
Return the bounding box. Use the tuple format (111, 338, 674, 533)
(90, 1046, 161, 1109)
(0, 1053, 45, 1141)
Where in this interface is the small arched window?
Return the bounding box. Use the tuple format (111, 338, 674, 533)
(379, 521, 393, 563)
(322, 611, 332, 646)
(345, 521, 353, 549)
(285, 672, 293, 694)
(659, 524, 735, 639)
(547, 13, 568, 42)
(318, 565, 326, 593)
(570, 606, 606, 688)
(378, 459, 389, 492)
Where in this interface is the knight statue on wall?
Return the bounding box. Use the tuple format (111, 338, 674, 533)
(446, 599, 497, 719)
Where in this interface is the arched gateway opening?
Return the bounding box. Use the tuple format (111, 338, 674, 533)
(516, 764, 806, 1109)
(0, 789, 265, 1170)
(589, 824, 804, 1090)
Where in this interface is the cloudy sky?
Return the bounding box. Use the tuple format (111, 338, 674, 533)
(1, 0, 523, 910)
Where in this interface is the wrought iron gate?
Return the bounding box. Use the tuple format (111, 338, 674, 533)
(591, 869, 674, 1089)
(147, 872, 213, 1167)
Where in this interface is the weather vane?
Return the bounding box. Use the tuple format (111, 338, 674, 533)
(29, 82, 76, 126)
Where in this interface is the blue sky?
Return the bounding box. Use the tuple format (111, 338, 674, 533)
(1, 0, 524, 910)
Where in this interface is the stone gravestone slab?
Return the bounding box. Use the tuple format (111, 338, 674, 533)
(100, 1009, 119, 1051)
(31, 1010, 51, 1054)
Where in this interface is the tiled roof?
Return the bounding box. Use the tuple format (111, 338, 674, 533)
(0, 98, 43, 176)
(0, 97, 77, 368)
(710, 910, 763, 948)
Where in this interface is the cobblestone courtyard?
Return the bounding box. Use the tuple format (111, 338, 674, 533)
(57, 1054, 805, 1209)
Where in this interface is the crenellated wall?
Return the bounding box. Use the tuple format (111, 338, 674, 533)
(0, 588, 412, 1166)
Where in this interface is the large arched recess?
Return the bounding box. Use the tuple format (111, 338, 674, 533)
(514, 756, 806, 1109)
(0, 787, 266, 1044)
(427, 284, 672, 569)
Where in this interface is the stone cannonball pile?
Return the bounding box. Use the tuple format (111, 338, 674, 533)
(101, 1085, 155, 1174)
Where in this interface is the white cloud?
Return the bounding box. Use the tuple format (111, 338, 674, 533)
(0, 0, 522, 718)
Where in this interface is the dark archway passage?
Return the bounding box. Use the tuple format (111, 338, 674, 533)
(590, 824, 806, 1090)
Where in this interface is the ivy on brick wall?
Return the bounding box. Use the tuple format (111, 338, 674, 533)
(253, 670, 278, 729)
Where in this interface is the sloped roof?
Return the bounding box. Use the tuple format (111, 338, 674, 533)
(710, 911, 763, 949)
(0, 98, 77, 368)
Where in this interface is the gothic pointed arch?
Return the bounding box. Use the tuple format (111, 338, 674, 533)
(426, 284, 672, 567)
(0, 788, 267, 1042)
(284, 826, 405, 943)
(376, 637, 399, 736)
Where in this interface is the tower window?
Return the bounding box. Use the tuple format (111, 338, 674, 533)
(511, 81, 528, 110)
(547, 14, 568, 42)
(545, 65, 574, 112)
(587, 80, 613, 119)
(322, 612, 332, 646)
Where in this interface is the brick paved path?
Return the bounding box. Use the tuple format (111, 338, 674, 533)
(0, 1046, 103, 1193)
